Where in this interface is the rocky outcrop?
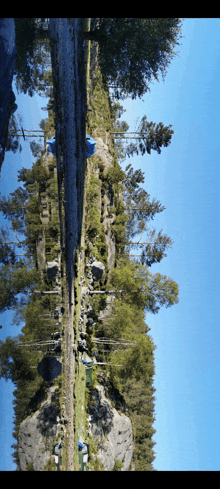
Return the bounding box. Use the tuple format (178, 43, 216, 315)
(91, 260, 105, 281)
(18, 386, 59, 471)
(46, 259, 59, 281)
(94, 137, 116, 271)
(88, 384, 134, 471)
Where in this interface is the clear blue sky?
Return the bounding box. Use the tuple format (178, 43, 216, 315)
(1, 18, 220, 471)
(119, 18, 220, 470)
(0, 82, 49, 470)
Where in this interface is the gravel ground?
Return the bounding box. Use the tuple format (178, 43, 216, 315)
(49, 18, 87, 471)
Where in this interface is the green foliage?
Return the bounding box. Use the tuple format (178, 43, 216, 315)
(125, 116, 174, 157)
(31, 159, 48, 183)
(110, 261, 179, 314)
(112, 459, 123, 471)
(138, 229, 173, 267)
(86, 18, 182, 100)
(0, 336, 35, 383)
(0, 187, 28, 234)
(105, 163, 125, 185)
(5, 113, 22, 155)
(14, 18, 51, 97)
(30, 140, 44, 159)
(44, 457, 56, 471)
(0, 263, 40, 314)
(86, 173, 102, 241)
(124, 163, 165, 239)
(85, 434, 105, 471)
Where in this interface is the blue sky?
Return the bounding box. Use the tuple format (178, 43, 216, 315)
(1, 18, 220, 471)
(0, 83, 49, 470)
(119, 18, 220, 470)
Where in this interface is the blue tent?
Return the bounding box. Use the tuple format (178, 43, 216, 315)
(46, 134, 96, 158)
(46, 135, 56, 156)
(86, 134, 97, 158)
(37, 356, 62, 382)
(78, 441, 84, 451)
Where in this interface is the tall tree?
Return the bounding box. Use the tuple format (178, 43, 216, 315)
(110, 261, 179, 314)
(123, 164, 165, 239)
(0, 336, 34, 383)
(29, 140, 44, 159)
(14, 18, 51, 97)
(85, 18, 182, 99)
(5, 113, 23, 154)
(0, 187, 29, 234)
(122, 164, 173, 266)
(121, 116, 174, 157)
(136, 229, 173, 267)
(0, 262, 40, 314)
(0, 227, 18, 265)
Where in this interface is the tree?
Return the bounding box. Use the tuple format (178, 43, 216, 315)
(29, 140, 44, 159)
(103, 300, 149, 340)
(112, 120, 129, 161)
(0, 228, 18, 265)
(85, 18, 182, 99)
(122, 164, 173, 266)
(0, 262, 40, 314)
(109, 261, 179, 314)
(117, 116, 174, 157)
(0, 336, 34, 383)
(14, 18, 51, 97)
(0, 187, 29, 234)
(129, 228, 173, 267)
(123, 164, 165, 239)
(5, 113, 23, 155)
(138, 230, 173, 267)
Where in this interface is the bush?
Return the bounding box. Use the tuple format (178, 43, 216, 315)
(112, 459, 123, 471)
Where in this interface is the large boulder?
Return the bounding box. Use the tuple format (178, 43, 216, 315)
(91, 261, 105, 281)
(88, 384, 133, 471)
(46, 260, 58, 280)
(18, 387, 59, 471)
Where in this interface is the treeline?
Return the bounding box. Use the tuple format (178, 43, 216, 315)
(5, 18, 52, 157)
(84, 48, 179, 470)
(0, 44, 60, 465)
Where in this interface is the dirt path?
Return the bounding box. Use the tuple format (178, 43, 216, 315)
(49, 18, 87, 471)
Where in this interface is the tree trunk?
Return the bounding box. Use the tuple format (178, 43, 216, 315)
(33, 290, 60, 295)
(88, 290, 125, 295)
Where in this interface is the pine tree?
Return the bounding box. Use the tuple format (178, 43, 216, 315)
(85, 18, 182, 99)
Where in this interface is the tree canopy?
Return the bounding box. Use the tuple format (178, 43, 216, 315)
(0, 336, 34, 383)
(122, 164, 173, 266)
(14, 18, 51, 97)
(0, 262, 40, 314)
(86, 18, 182, 99)
(109, 261, 179, 314)
(124, 116, 174, 157)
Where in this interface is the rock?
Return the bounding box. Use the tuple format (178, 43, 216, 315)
(46, 260, 58, 280)
(81, 286, 88, 299)
(18, 387, 59, 471)
(88, 384, 133, 471)
(91, 261, 105, 281)
(95, 138, 113, 171)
